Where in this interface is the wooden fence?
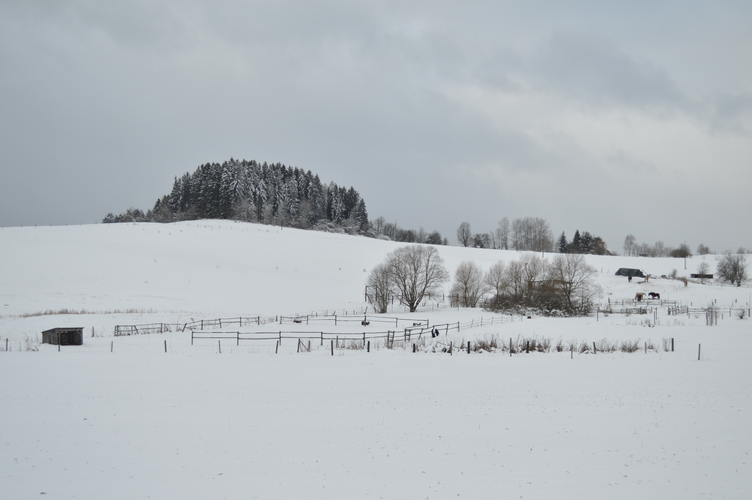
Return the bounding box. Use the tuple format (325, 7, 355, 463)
(279, 314, 429, 328)
(114, 323, 181, 336)
(189, 322, 462, 347)
(183, 316, 263, 330)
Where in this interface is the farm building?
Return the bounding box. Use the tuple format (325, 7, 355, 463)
(42, 327, 84, 346)
(614, 268, 647, 278)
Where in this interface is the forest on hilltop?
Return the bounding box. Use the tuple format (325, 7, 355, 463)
(104, 158, 370, 234)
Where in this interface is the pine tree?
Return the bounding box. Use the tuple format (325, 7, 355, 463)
(581, 231, 594, 254)
(571, 230, 582, 253)
(558, 232, 568, 253)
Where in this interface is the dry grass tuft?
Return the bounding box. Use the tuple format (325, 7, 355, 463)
(20, 308, 156, 318)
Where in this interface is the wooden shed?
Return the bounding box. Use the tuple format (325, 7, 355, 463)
(42, 327, 84, 346)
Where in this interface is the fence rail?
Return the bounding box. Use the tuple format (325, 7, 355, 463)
(114, 323, 182, 336)
(183, 316, 264, 330)
(279, 314, 430, 327)
(189, 322, 462, 346)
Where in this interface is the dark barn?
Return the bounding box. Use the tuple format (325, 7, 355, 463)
(615, 268, 647, 278)
(42, 327, 84, 346)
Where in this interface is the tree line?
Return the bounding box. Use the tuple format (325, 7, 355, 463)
(455, 217, 611, 255)
(623, 235, 750, 259)
(103, 158, 369, 234)
(367, 246, 600, 316)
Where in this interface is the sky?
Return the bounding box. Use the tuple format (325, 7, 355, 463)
(1, 0, 750, 253)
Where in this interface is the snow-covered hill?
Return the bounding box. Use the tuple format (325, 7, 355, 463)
(1, 221, 749, 499)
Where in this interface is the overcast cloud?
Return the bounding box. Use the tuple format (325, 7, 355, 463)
(1, 0, 750, 253)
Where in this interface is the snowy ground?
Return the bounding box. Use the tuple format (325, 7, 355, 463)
(1, 221, 750, 499)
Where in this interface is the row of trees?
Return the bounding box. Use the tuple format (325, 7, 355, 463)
(457, 217, 553, 251)
(624, 235, 752, 260)
(456, 218, 611, 255)
(367, 246, 600, 316)
(623, 235, 701, 258)
(104, 159, 369, 234)
(370, 218, 448, 245)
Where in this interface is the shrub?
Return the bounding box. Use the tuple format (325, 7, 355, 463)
(620, 340, 640, 353)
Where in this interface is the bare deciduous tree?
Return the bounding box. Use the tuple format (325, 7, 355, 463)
(696, 261, 710, 284)
(549, 254, 600, 314)
(450, 261, 489, 307)
(484, 260, 509, 299)
(504, 259, 526, 302)
(521, 253, 549, 291)
(511, 217, 553, 252)
(386, 245, 450, 312)
(717, 251, 748, 287)
(457, 222, 472, 247)
(496, 217, 510, 250)
(623, 234, 636, 256)
(366, 263, 392, 313)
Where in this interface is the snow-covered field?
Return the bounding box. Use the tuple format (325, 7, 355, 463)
(1, 221, 750, 499)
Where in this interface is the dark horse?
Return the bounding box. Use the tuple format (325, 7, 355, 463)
(648, 292, 660, 299)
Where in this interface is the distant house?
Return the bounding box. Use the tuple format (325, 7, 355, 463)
(615, 268, 647, 278)
(42, 327, 84, 346)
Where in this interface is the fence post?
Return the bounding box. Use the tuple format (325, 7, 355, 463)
(164, 340, 167, 353)
(321, 332, 323, 346)
(593, 342, 596, 354)
(218, 340, 221, 354)
(671, 338, 674, 352)
(698, 344, 701, 361)
(331, 340, 334, 356)
(413, 343, 416, 353)
(367, 341, 370, 353)
(467, 341, 470, 354)
(275, 341, 279, 354)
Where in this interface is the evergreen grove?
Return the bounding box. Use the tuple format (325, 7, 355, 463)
(103, 158, 370, 234)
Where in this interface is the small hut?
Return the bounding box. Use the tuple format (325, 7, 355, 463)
(42, 327, 84, 346)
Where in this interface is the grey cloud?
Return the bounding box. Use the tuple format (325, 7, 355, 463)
(525, 32, 692, 113)
(706, 91, 752, 135)
(0, 1, 750, 252)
